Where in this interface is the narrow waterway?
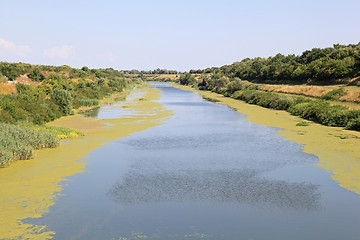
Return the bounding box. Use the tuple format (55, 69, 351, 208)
(27, 83, 360, 240)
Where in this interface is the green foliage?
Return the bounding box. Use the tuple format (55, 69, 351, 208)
(0, 62, 31, 81)
(321, 88, 347, 100)
(51, 89, 73, 115)
(296, 121, 310, 126)
(28, 68, 45, 81)
(77, 98, 99, 107)
(231, 90, 306, 111)
(226, 78, 249, 94)
(0, 84, 62, 124)
(19, 122, 85, 139)
(0, 73, 8, 83)
(345, 117, 360, 131)
(288, 101, 360, 127)
(0, 122, 59, 166)
(179, 73, 197, 86)
(185, 42, 360, 83)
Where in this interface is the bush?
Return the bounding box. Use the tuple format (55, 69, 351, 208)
(231, 90, 306, 111)
(77, 98, 99, 107)
(289, 101, 360, 127)
(28, 68, 45, 82)
(226, 78, 249, 94)
(0, 73, 8, 83)
(51, 89, 73, 115)
(345, 117, 360, 131)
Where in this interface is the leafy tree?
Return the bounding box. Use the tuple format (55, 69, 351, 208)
(28, 68, 45, 81)
(51, 89, 73, 115)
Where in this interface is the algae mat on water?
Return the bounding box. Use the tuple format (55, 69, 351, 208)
(174, 84, 360, 196)
(0, 87, 173, 240)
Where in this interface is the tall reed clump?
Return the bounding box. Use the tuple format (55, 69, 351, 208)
(76, 98, 100, 107)
(0, 123, 59, 166)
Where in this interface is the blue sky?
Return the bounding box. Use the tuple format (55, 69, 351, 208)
(1, 0, 360, 71)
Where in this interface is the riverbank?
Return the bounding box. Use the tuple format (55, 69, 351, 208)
(172, 83, 360, 196)
(0, 86, 173, 240)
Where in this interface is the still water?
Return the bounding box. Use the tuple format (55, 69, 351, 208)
(29, 83, 360, 240)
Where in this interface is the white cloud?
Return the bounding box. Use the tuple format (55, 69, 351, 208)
(43, 45, 75, 59)
(0, 38, 31, 57)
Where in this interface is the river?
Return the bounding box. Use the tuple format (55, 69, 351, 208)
(18, 83, 360, 239)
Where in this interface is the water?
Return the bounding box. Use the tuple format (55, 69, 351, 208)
(29, 83, 360, 240)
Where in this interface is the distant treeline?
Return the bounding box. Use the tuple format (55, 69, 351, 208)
(178, 73, 360, 131)
(188, 42, 360, 83)
(122, 68, 180, 75)
(177, 42, 360, 131)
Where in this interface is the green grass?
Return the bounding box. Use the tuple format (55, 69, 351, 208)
(296, 121, 310, 126)
(18, 121, 85, 139)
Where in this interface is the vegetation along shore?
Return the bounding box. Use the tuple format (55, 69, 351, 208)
(0, 63, 142, 166)
(147, 42, 360, 131)
(1, 42, 360, 168)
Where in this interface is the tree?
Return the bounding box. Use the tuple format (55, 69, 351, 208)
(28, 68, 45, 82)
(51, 89, 73, 115)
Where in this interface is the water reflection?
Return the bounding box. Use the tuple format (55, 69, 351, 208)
(79, 107, 100, 118)
(108, 170, 320, 211)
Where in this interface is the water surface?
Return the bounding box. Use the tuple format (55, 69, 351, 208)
(29, 83, 360, 240)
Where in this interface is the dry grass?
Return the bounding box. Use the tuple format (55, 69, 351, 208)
(259, 84, 360, 103)
(14, 74, 41, 85)
(144, 74, 180, 80)
(0, 82, 16, 95)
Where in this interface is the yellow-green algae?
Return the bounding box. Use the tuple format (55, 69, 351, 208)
(0, 87, 173, 240)
(173, 83, 360, 196)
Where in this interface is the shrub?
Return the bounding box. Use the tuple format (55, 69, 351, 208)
(28, 68, 45, 82)
(226, 78, 249, 94)
(296, 121, 310, 126)
(51, 89, 73, 115)
(0, 73, 8, 83)
(289, 101, 360, 127)
(77, 98, 99, 107)
(345, 117, 360, 131)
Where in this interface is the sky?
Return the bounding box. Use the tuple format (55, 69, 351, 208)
(1, 0, 360, 71)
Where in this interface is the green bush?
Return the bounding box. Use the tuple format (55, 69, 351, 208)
(28, 68, 45, 82)
(288, 101, 360, 127)
(51, 89, 73, 115)
(345, 117, 360, 131)
(77, 98, 99, 107)
(231, 90, 306, 111)
(0, 73, 8, 83)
